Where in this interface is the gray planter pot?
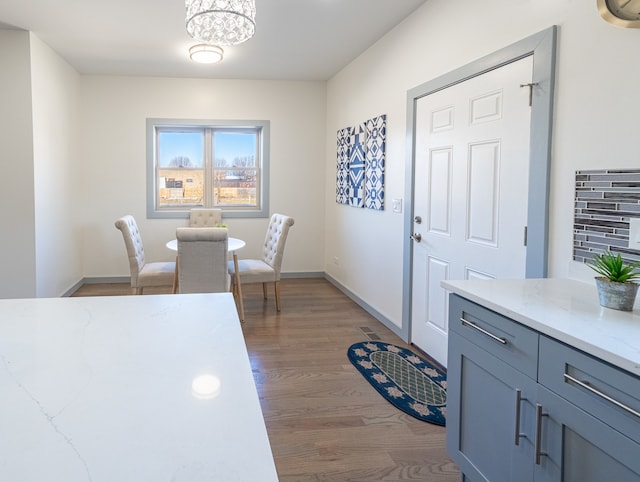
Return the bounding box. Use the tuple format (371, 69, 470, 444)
(595, 277, 639, 311)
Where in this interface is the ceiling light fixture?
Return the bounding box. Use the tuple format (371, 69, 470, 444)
(189, 44, 224, 63)
(185, 0, 256, 46)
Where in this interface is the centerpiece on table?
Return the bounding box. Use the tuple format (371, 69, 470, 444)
(589, 251, 640, 311)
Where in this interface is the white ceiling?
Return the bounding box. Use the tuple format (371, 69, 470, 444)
(0, 0, 427, 81)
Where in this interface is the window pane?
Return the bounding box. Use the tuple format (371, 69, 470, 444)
(214, 169, 257, 206)
(158, 131, 203, 168)
(214, 131, 256, 168)
(158, 168, 204, 207)
(213, 131, 258, 207)
(157, 131, 204, 207)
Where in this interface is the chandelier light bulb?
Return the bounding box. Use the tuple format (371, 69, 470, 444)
(189, 44, 224, 63)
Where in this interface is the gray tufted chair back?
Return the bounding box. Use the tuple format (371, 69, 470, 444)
(227, 212, 295, 319)
(115, 215, 175, 294)
(189, 208, 223, 227)
(115, 215, 146, 287)
(261, 213, 295, 276)
(177, 227, 229, 294)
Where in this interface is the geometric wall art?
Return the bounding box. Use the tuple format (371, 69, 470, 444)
(336, 114, 386, 211)
(349, 123, 366, 207)
(365, 115, 386, 210)
(336, 126, 352, 205)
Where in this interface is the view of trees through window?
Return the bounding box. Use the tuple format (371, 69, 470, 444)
(156, 127, 260, 210)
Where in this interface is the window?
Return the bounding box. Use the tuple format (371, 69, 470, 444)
(146, 119, 270, 218)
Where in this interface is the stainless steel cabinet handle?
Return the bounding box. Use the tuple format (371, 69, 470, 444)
(460, 317, 508, 345)
(514, 388, 527, 446)
(534, 403, 548, 465)
(563, 373, 640, 419)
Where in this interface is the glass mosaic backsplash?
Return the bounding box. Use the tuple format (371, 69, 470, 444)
(574, 169, 640, 265)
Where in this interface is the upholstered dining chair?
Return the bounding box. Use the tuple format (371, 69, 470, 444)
(176, 227, 230, 294)
(228, 213, 295, 312)
(114, 215, 176, 294)
(189, 208, 223, 227)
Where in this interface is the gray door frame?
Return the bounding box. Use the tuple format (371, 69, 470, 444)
(401, 26, 557, 342)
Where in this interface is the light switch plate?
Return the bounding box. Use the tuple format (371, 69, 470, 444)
(629, 218, 640, 250)
(392, 198, 402, 213)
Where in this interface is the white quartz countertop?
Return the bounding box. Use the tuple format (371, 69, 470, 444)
(0, 293, 278, 481)
(441, 278, 640, 377)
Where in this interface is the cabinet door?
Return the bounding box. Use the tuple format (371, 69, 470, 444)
(448, 331, 537, 482)
(535, 386, 640, 482)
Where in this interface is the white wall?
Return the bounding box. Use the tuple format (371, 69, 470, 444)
(4, 0, 638, 310)
(0, 30, 80, 299)
(78, 77, 326, 279)
(325, 0, 640, 330)
(0, 30, 36, 298)
(30, 33, 81, 297)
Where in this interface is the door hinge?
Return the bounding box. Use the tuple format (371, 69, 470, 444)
(524, 226, 528, 246)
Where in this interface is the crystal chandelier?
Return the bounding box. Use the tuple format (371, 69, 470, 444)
(185, 0, 256, 46)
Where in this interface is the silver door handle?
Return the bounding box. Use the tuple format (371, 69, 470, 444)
(514, 388, 527, 446)
(534, 403, 548, 465)
(410, 233, 422, 242)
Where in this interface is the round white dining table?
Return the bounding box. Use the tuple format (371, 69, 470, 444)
(166, 237, 247, 321)
(165, 237, 245, 253)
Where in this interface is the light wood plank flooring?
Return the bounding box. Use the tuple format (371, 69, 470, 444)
(72, 278, 460, 481)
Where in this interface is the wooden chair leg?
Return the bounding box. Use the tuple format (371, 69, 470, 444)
(228, 273, 245, 323)
(262, 283, 268, 300)
(134, 287, 143, 295)
(274, 280, 281, 312)
(232, 256, 245, 322)
(231, 275, 240, 303)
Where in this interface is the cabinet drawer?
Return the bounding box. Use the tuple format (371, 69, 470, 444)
(539, 335, 640, 444)
(448, 294, 538, 379)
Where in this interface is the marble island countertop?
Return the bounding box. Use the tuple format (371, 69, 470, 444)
(0, 293, 278, 482)
(441, 278, 640, 377)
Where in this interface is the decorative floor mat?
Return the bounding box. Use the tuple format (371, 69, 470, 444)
(347, 341, 446, 425)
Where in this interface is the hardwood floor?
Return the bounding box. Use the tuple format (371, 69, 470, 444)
(72, 278, 460, 481)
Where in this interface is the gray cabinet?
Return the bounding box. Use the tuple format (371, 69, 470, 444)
(448, 330, 537, 481)
(535, 385, 640, 482)
(447, 294, 640, 482)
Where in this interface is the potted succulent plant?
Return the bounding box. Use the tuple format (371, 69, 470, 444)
(589, 251, 640, 311)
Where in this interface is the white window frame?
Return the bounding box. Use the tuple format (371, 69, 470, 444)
(146, 118, 270, 219)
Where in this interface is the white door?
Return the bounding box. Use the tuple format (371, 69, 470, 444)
(410, 56, 533, 367)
